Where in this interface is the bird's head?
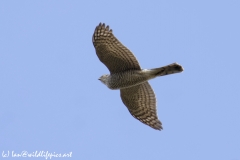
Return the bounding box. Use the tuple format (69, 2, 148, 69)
(98, 74, 110, 86)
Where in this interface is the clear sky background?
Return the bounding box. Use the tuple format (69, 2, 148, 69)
(1, 1, 240, 160)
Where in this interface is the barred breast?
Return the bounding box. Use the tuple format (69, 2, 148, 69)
(107, 70, 150, 89)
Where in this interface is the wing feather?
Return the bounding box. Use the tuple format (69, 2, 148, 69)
(120, 82, 163, 130)
(93, 23, 141, 73)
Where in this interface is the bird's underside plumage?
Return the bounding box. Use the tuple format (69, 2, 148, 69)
(106, 63, 183, 90)
(93, 23, 183, 130)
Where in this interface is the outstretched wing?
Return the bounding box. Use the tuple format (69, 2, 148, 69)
(93, 23, 141, 74)
(120, 82, 163, 130)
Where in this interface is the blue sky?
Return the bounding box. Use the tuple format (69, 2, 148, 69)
(1, 1, 240, 160)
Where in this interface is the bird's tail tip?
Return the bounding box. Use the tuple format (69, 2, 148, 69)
(172, 62, 184, 72)
(151, 63, 184, 77)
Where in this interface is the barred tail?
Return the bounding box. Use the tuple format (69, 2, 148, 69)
(150, 63, 184, 77)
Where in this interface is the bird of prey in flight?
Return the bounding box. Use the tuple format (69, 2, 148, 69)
(92, 23, 183, 130)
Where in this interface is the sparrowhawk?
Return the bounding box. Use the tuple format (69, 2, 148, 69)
(92, 23, 183, 130)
